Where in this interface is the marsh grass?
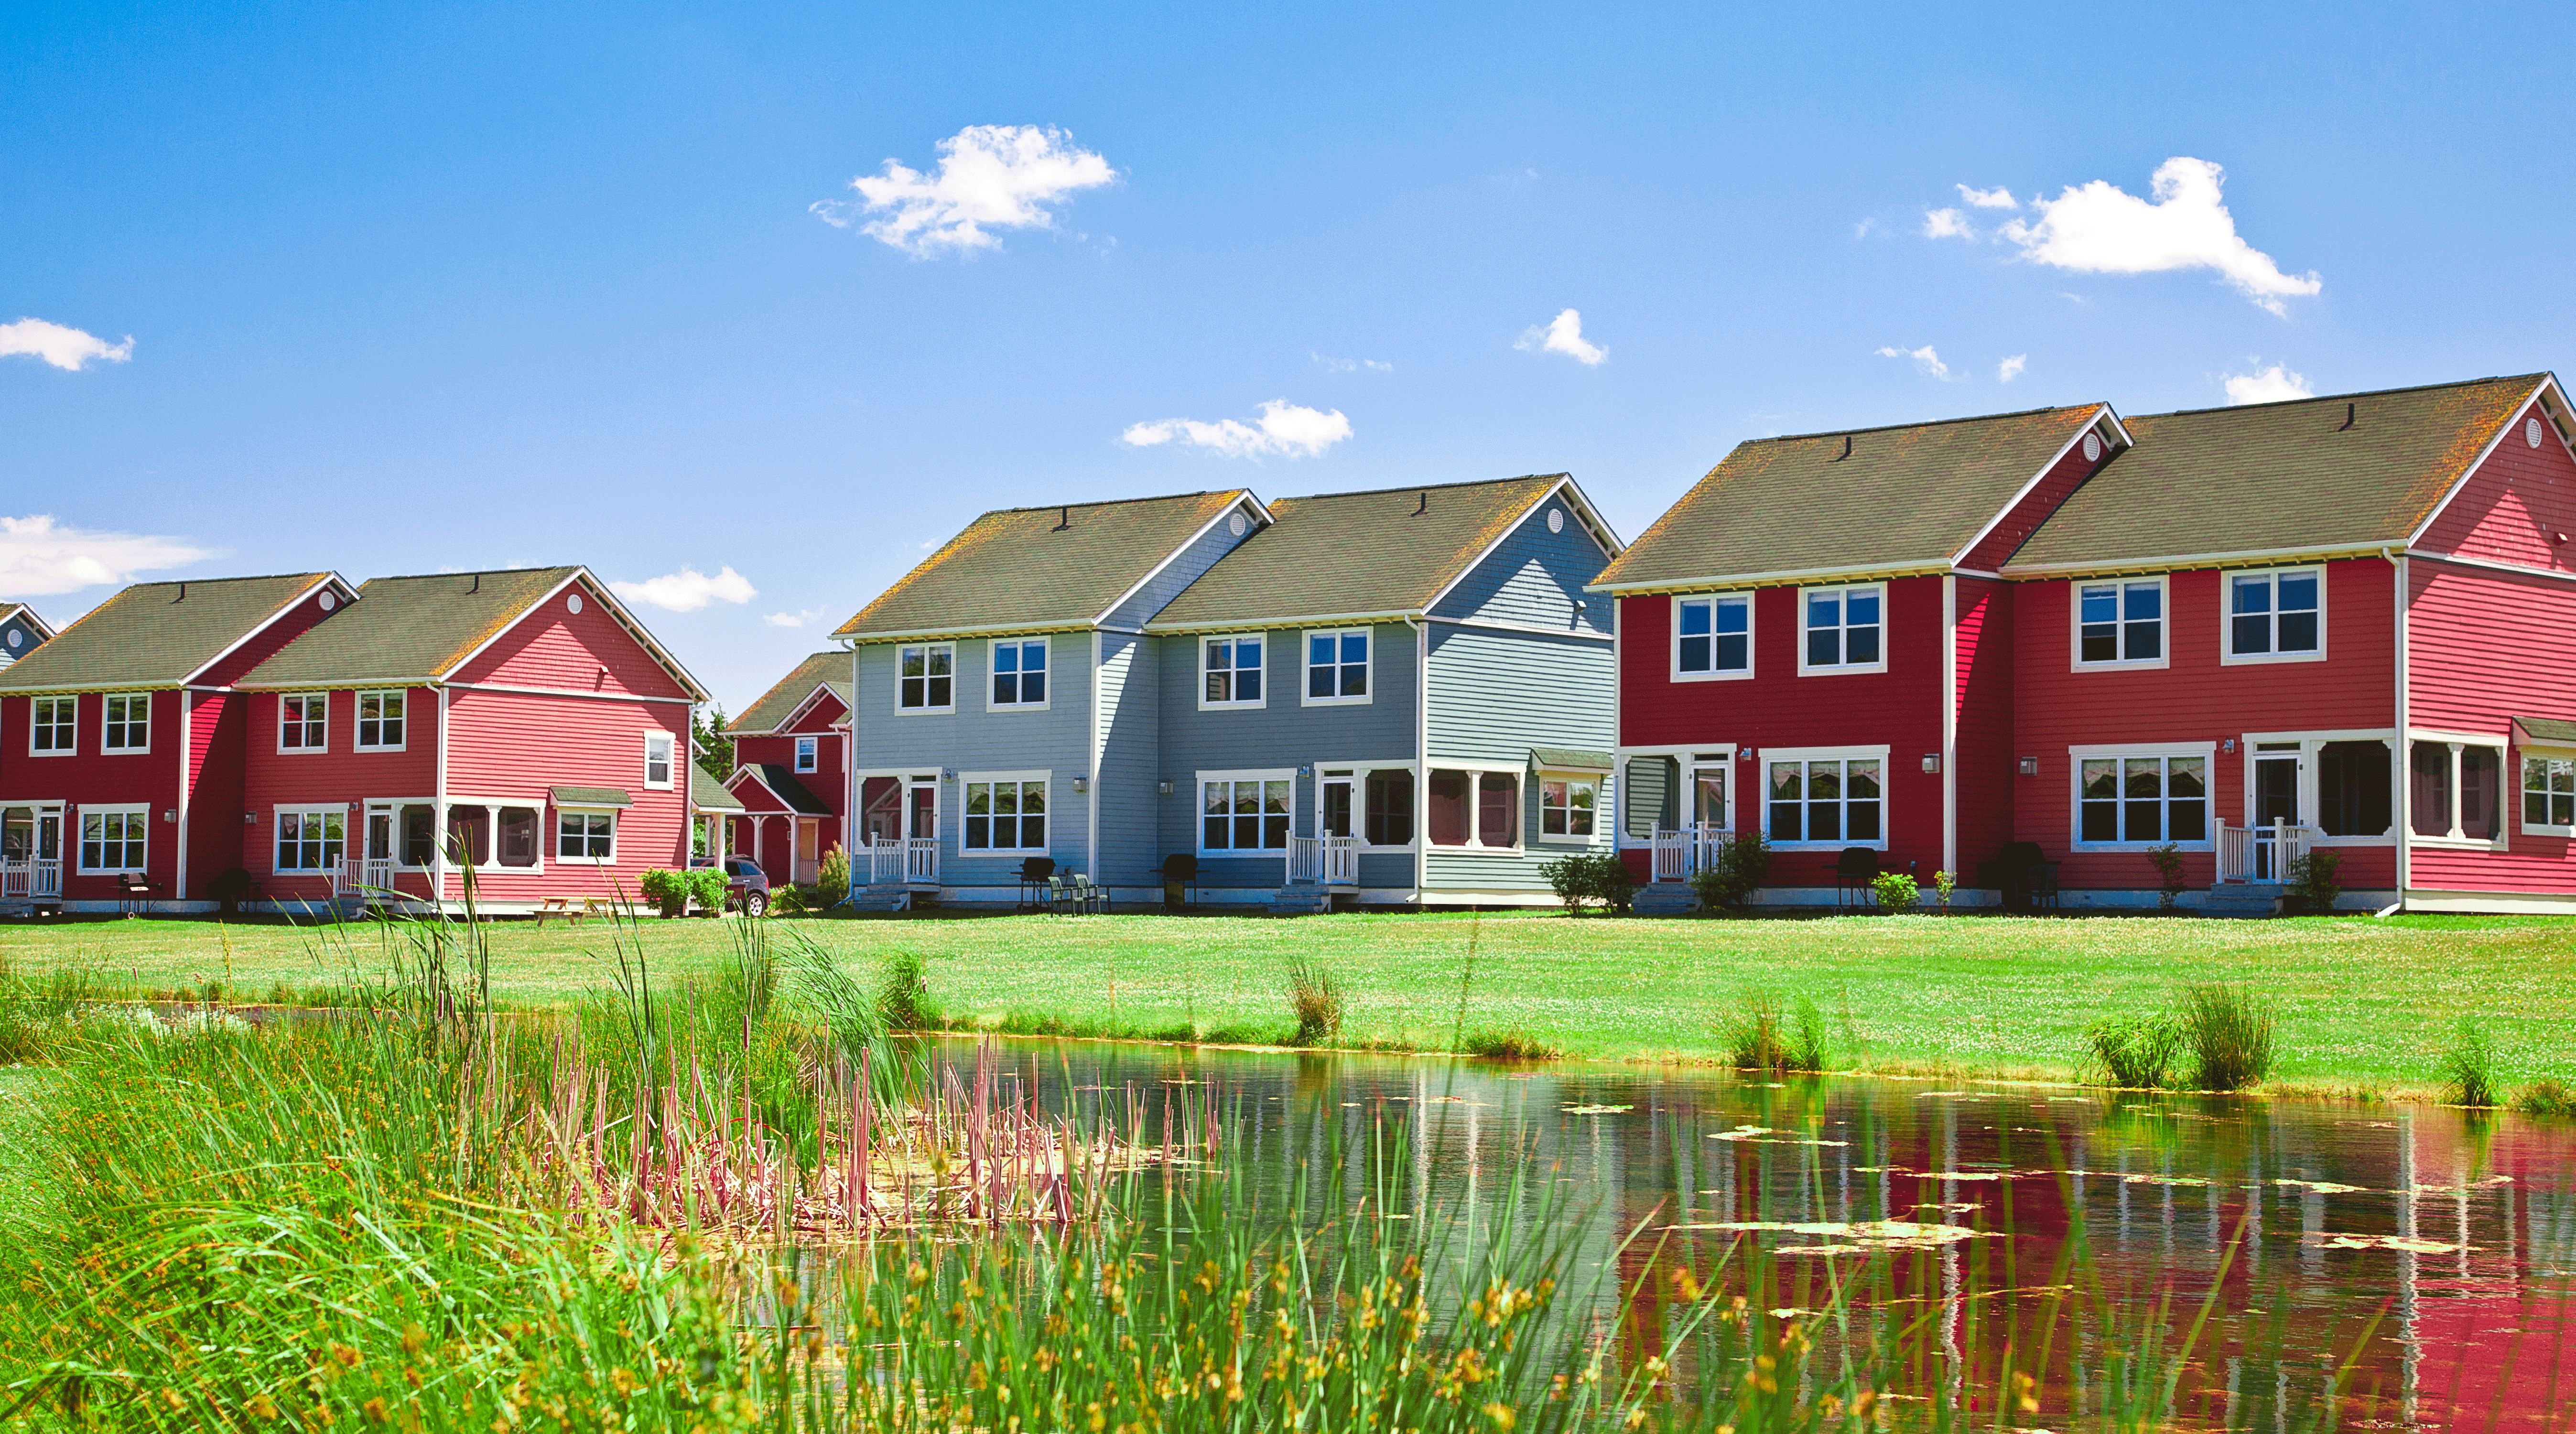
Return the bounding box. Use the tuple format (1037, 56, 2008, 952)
(2443, 1020, 2500, 1107)
(2513, 1078, 2576, 1117)
(1722, 992, 1827, 1073)
(1460, 1028, 1564, 1061)
(1285, 952, 1344, 1045)
(2180, 983, 2276, 1091)
(2086, 1012, 2182, 1089)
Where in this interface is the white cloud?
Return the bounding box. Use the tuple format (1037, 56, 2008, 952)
(1853, 217, 1879, 238)
(1996, 157, 2321, 315)
(1312, 353, 1393, 374)
(1922, 207, 1974, 239)
(1997, 354, 2028, 384)
(0, 318, 133, 371)
(0, 514, 206, 594)
(1122, 399, 1351, 459)
(611, 566, 758, 612)
(2222, 361, 2314, 405)
(1957, 184, 2019, 210)
(762, 606, 832, 628)
(812, 124, 1115, 256)
(1515, 308, 1607, 366)
(1875, 345, 1952, 380)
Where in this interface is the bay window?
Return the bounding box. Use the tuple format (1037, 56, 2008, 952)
(2077, 579, 2164, 666)
(1765, 753, 1883, 847)
(1799, 585, 1884, 674)
(2523, 755, 2576, 834)
(1674, 594, 1751, 679)
(557, 809, 617, 863)
(1539, 775, 1597, 838)
(2227, 569, 2323, 661)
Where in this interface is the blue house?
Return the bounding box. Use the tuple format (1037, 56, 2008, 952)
(0, 604, 55, 670)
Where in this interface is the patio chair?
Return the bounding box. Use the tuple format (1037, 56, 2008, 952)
(2026, 862, 2062, 913)
(1833, 847, 1879, 913)
(1158, 854, 1199, 911)
(118, 873, 161, 919)
(1070, 872, 1109, 915)
(1015, 856, 1057, 910)
(1043, 874, 1073, 914)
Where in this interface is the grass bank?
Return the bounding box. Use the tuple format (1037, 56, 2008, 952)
(5, 909, 2574, 1097)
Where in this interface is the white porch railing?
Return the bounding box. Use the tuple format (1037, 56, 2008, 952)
(2218, 821, 2310, 884)
(906, 836, 939, 884)
(1647, 823, 1725, 882)
(337, 857, 396, 897)
(865, 837, 941, 885)
(0, 858, 61, 902)
(1289, 835, 1360, 886)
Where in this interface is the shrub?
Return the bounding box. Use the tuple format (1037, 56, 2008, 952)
(685, 866, 727, 913)
(2180, 983, 2275, 1090)
(639, 868, 686, 918)
(771, 884, 809, 916)
(209, 866, 258, 916)
(2286, 850, 2343, 914)
(2512, 1078, 2576, 1118)
(1460, 1028, 1562, 1061)
(1931, 868, 1956, 914)
(878, 951, 935, 1031)
(2086, 1013, 2182, 1089)
(1721, 992, 1826, 1073)
(1689, 832, 1773, 911)
(817, 845, 851, 901)
(1538, 852, 1636, 916)
(2147, 843, 2187, 910)
(1869, 872, 1919, 914)
(1285, 953, 1343, 1046)
(2443, 1021, 2500, 1107)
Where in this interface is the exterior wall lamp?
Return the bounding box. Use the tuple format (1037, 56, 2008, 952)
(1921, 754, 1941, 774)
(1072, 775, 1088, 793)
(2017, 757, 2039, 776)
(1158, 780, 1173, 796)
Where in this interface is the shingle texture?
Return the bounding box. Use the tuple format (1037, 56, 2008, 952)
(692, 766, 745, 812)
(2008, 377, 2544, 570)
(835, 491, 1253, 640)
(736, 764, 832, 816)
(1148, 476, 1569, 628)
(0, 573, 334, 691)
(1593, 407, 2105, 590)
(728, 651, 850, 734)
(232, 568, 582, 687)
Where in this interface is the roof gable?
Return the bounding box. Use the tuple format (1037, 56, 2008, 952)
(728, 650, 852, 734)
(727, 762, 831, 816)
(0, 573, 346, 691)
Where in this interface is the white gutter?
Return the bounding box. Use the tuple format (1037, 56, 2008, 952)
(1407, 614, 1428, 899)
(1941, 574, 1958, 883)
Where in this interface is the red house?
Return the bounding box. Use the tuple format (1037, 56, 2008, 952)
(226, 566, 710, 914)
(722, 650, 849, 885)
(0, 573, 355, 912)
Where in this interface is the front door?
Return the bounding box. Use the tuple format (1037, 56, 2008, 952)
(795, 819, 820, 884)
(1691, 766, 1728, 831)
(2252, 749, 2301, 879)
(906, 778, 939, 842)
(1319, 770, 1355, 839)
(861, 776, 904, 844)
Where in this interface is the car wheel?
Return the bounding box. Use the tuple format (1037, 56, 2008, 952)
(743, 890, 768, 919)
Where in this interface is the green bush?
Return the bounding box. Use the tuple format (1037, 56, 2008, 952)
(2147, 842, 2187, 910)
(817, 844, 851, 900)
(686, 865, 727, 913)
(2181, 983, 2275, 1090)
(2287, 849, 2343, 913)
(638, 867, 685, 918)
(1869, 871, 1919, 914)
(1459, 1028, 1562, 1061)
(1537, 851, 1636, 916)
(2512, 1078, 2576, 1118)
(1721, 992, 1826, 1073)
(2444, 1021, 2500, 1107)
(1688, 831, 1773, 911)
(878, 951, 936, 1030)
(2086, 1013, 2182, 1089)
(1285, 953, 1343, 1045)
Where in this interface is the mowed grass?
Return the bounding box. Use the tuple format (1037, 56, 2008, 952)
(3, 909, 2573, 1095)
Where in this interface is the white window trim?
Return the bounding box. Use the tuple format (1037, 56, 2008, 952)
(893, 642, 957, 716)
(1756, 744, 1891, 851)
(1299, 627, 1374, 708)
(1195, 766, 1296, 857)
(2069, 575, 2172, 672)
(984, 636, 1053, 713)
(2066, 742, 2219, 852)
(2237, 729, 2397, 847)
(1795, 583, 1888, 677)
(2219, 566, 2328, 667)
(958, 769, 1053, 857)
(793, 734, 820, 773)
(1671, 593, 1754, 683)
(354, 690, 408, 752)
(1534, 768, 1606, 845)
(1314, 761, 1419, 852)
(101, 691, 151, 755)
(2514, 740, 2576, 839)
(554, 805, 620, 865)
(273, 804, 350, 873)
(28, 695, 76, 757)
(76, 802, 151, 874)
(643, 732, 676, 791)
(1424, 760, 1529, 852)
(278, 692, 330, 755)
(1197, 632, 1269, 712)
(2405, 730, 2510, 851)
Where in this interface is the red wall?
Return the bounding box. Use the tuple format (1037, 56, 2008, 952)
(237, 686, 441, 905)
(0, 690, 184, 903)
(453, 585, 692, 699)
(1952, 576, 2014, 875)
(2415, 399, 2576, 575)
(184, 690, 248, 898)
(2405, 559, 2576, 894)
(1958, 429, 2108, 573)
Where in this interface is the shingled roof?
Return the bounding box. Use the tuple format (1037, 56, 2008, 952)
(727, 651, 850, 735)
(1146, 476, 1614, 630)
(834, 490, 1262, 642)
(2004, 376, 2553, 574)
(1591, 405, 2119, 592)
(0, 573, 346, 692)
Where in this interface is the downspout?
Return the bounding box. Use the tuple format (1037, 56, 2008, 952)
(1407, 614, 1427, 902)
(2386, 546, 2408, 911)
(1088, 628, 1103, 885)
(1941, 574, 1958, 884)
(434, 684, 450, 912)
(174, 690, 191, 907)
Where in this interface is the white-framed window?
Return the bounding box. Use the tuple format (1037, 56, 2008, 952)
(962, 774, 1049, 853)
(641, 732, 675, 789)
(102, 692, 150, 752)
(557, 809, 617, 863)
(30, 696, 75, 755)
(1425, 766, 1523, 849)
(356, 690, 406, 751)
(897, 644, 954, 712)
(1303, 629, 1371, 705)
(2224, 568, 2324, 663)
(794, 735, 820, 773)
(1201, 635, 1265, 708)
(1538, 773, 1599, 840)
(275, 807, 346, 872)
(1763, 748, 1886, 849)
(78, 804, 150, 873)
(280, 693, 327, 751)
(2522, 754, 2576, 835)
(2071, 745, 2213, 848)
(1199, 770, 1292, 853)
(1674, 594, 1752, 680)
(2075, 578, 2166, 668)
(989, 638, 1049, 709)
(2409, 737, 2505, 844)
(1798, 584, 1885, 675)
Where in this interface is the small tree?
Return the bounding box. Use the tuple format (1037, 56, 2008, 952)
(692, 706, 736, 782)
(1931, 868, 1957, 915)
(2147, 842, 2187, 910)
(1689, 831, 1773, 912)
(2287, 850, 2343, 914)
(1540, 852, 1637, 916)
(817, 845, 852, 903)
(1869, 871, 1920, 914)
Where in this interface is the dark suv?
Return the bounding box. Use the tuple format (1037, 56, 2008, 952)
(689, 854, 772, 917)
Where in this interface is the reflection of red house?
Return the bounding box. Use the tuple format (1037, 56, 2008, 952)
(724, 651, 848, 884)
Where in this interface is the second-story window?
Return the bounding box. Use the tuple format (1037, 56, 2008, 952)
(103, 693, 150, 752)
(794, 735, 819, 773)
(991, 638, 1048, 707)
(31, 696, 75, 754)
(281, 693, 327, 750)
(2228, 569, 2322, 660)
(1202, 636, 1263, 706)
(2078, 579, 2165, 665)
(1800, 585, 1884, 674)
(356, 691, 405, 750)
(1675, 595, 1750, 678)
(898, 644, 954, 711)
(644, 733, 674, 790)
(1305, 630, 1369, 703)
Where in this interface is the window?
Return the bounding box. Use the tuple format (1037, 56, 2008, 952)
(1304, 630, 1370, 704)
(1364, 770, 1414, 846)
(644, 733, 674, 790)
(1766, 756, 1883, 847)
(79, 806, 149, 873)
(2412, 741, 2504, 842)
(2227, 569, 2322, 661)
(1427, 771, 1470, 847)
(1675, 595, 1751, 679)
(1202, 636, 1264, 706)
(275, 809, 345, 872)
(280, 693, 327, 751)
(498, 808, 541, 867)
(2076, 755, 2208, 845)
(1540, 776, 1597, 838)
(794, 735, 819, 773)
(2316, 741, 2392, 837)
(30, 696, 74, 755)
(2077, 579, 2164, 666)
(963, 778, 1049, 852)
(1799, 585, 1884, 674)
(447, 807, 491, 866)
(1478, 774, 1519, 847)
(898, 645, 954, 711)
(400, 805, 437, 866)
(2523, 755, 2576, 833)
(1201, 776, 1290, 852)
(990, 638, 1048, 707)
(356, 690, 405, 750)
(557, 810, 617, 863)
(1426, 769, 1520, 848)
(103, 692, 149, 752)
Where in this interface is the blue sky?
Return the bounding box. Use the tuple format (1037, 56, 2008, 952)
(6, 2, 2570, 712)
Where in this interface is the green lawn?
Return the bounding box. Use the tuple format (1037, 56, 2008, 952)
(3, 908, 2570, 1097)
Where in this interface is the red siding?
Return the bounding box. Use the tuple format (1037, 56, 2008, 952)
(436, 687, 690, 902)
(1951, 576, 2013, 875)
(451, 584, 692, 699)
(183, 690, 248, 898)
(2405, 559, 2576, 895)
(1958, 428, 2108, 573)
(0, 691, 184, 903)
(2415, 398, 2576, 574)
(237, 687, 442, 904)
(196, 587, 343, 687)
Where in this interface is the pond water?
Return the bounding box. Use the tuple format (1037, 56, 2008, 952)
(922, 1036, 2576, 1431)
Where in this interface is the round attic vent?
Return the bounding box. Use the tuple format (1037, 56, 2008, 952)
(318, 591, 336, 611)
(2082, 432, 2103, 463)
(568, 593, 585, 615)
(1547, 507, 1566, 534)
(4, 630, 19, 648)
(1229, 511, 1247, 537)
(2529, 417, 2546, 448)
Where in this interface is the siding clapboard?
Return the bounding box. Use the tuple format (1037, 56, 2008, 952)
(2406, 558, 2576, 895)
(1423, 625, 1614, 893)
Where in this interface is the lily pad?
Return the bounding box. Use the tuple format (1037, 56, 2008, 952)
(2303, 1232, 2464, 1254)
(2271, 1178, 2368, 1195)
(1563, 1104, 1633, 1116)
(1667, 1219, 1995, 1251)
(1710, 1125, 1850, 1147)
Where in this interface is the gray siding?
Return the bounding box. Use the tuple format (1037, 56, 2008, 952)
(1423, 625, 1616, 893)
(1428, 495, 1614, 636)
(1100, 498, 1265, 631)
(1623, 755, 1678, 839)
(1092, 631, 1162, 888)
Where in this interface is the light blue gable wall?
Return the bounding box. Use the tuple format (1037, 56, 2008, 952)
(1099, 498, 1266, 632)
(1427, 492, 1614, 635)
(1421, 627, 1616, 895)
(1154, 621, 1418, 891)
(0, 612, 44, 669)
(1092, 631, 1161, 889)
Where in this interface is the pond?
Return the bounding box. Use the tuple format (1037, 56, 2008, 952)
(912, 1036, 2576, 1431)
